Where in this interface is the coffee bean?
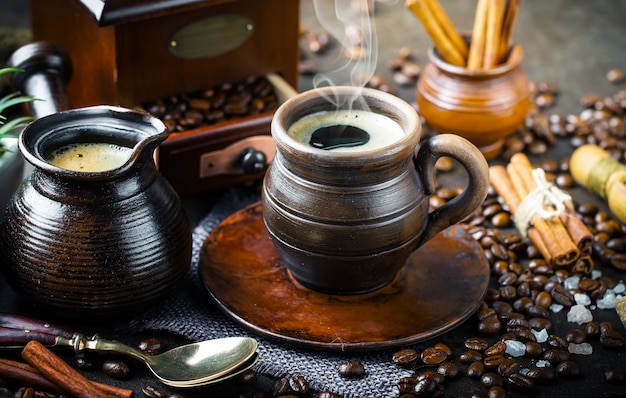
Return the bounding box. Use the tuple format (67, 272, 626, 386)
(459, 350, 483, 364)
(480, 372, 504, 388)
(525, 341, 543, 358)
(551, 285, 575, 306)
(338, 361, 365, 378)
(412, 378, 438, 396)
(236, 369, 257, 384)
(484, 355, 509, 369)
(607, 68, 626, 84)
(506, 372, 535, 391)
(526, 367, 556, 384)
(102, 359, 130, 379)
(498, 360, 521, 377)
(543, 348, 570, 364)
(397, 377, 417, 394)
(137, 337, 164, 355)
(289, 375, 310, 393)
(478, 317, 503, 336)
(610, 253, 626, 270)
(465, 337, 489, 351)
(142, 385, 167, 398)
(600, 329, 625, 348)
(487, 386, 507, 398)
(467, 361, 486, 378)
(434, 342, 453, 356)
(421, 346, 448, 365)
(437, 361, 461, 379)
(485, 340, 507, 357)
(584, 321, 601, 337)
(604, 367, 626, 384)
(565, 329, 587, 344)
(317, 392, 342, 398)
(271, 377, 291, 396)
(74, 352, 97, 370)
(529, 317, 552, 331)
(556, 360, 581, 378)
(392, 348, 419, 367)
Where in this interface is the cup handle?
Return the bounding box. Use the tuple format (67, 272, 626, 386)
(414, 134, 489, 247)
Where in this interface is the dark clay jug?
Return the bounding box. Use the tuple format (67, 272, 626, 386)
(0, 106, 192, 320)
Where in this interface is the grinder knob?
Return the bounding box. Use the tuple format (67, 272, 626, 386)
(239, 147, 267, 175)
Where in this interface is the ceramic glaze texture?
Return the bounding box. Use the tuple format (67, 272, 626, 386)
(262, 86, 489, 295)
(0, 106, 192, 319)
(417, 44, 531, 159)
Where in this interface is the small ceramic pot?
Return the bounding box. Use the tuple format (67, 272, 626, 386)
(417, 43, 531, 159)
(262, 86, 489, 294)
(0, 106, 192, 319)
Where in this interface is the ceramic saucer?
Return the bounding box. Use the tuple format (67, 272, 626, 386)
(199, 202, 490, 351)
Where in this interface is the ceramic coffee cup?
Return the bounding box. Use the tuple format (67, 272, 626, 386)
(262, 86, 489, 294)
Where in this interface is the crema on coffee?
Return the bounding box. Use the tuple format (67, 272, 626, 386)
(47, 143, 132, 172)
(287, 109, 405, 152)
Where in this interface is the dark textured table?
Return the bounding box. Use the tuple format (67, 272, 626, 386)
(2, 1, 626, 397)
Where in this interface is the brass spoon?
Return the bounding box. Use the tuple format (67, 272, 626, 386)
(0, 314, 258, 387)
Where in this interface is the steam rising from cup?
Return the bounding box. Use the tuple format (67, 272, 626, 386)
(311, 0, 397, 110)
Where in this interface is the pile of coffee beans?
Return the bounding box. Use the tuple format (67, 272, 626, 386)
(141, 75, 279, 134)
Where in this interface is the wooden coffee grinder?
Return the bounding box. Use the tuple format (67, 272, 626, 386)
(23, 0, 300, 194)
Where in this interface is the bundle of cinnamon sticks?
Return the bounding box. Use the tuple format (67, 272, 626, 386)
(489, 153, 594, 272)
(405, 0, 519, 70)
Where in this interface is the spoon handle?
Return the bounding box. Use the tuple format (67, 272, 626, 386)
(0, 314, 75, 348)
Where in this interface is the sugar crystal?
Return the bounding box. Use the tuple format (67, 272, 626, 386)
(550, 303, 564, 313)
(531, 328, 549, 343)
(564, 276, 580, 290)
(568, 342, 593, 355)
(504, 340, 526, 357)
(567, 304, 593, 324)
(597, 292, 617, 310)
(574, 293, 591, 306)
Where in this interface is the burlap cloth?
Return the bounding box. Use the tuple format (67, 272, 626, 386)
(116, 187, 424, 397)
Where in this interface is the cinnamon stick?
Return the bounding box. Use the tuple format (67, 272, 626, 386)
(498, 0, 519, 62)
(405, 0, 466, 66)
(488, 165, 521, 213)
(560, 210, 594, 255)
(0, 358, 133, 398)
(467, 0, 489, 70)
(22, 340, 111, 398)
(483, 0, 506, 69)
(424, 0, 469, 59)
(0, 358, 64, 394)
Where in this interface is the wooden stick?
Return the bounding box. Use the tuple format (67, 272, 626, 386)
(489, 165, 521, 213)
(22, 340, 110, 398)
(424, 0, 469, 59)
(405, 0, 466, 66)
(467, 0, 489, 70)
(0, 357, 133, 398)
(560, 210, 594, 255)
(483, 0, 506, 68)
(498, 0, 519, 62)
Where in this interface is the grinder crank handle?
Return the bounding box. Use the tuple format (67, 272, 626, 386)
(0, 313, 76, 348)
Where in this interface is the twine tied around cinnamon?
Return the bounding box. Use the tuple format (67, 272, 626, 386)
(514, 168, 574, 237)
